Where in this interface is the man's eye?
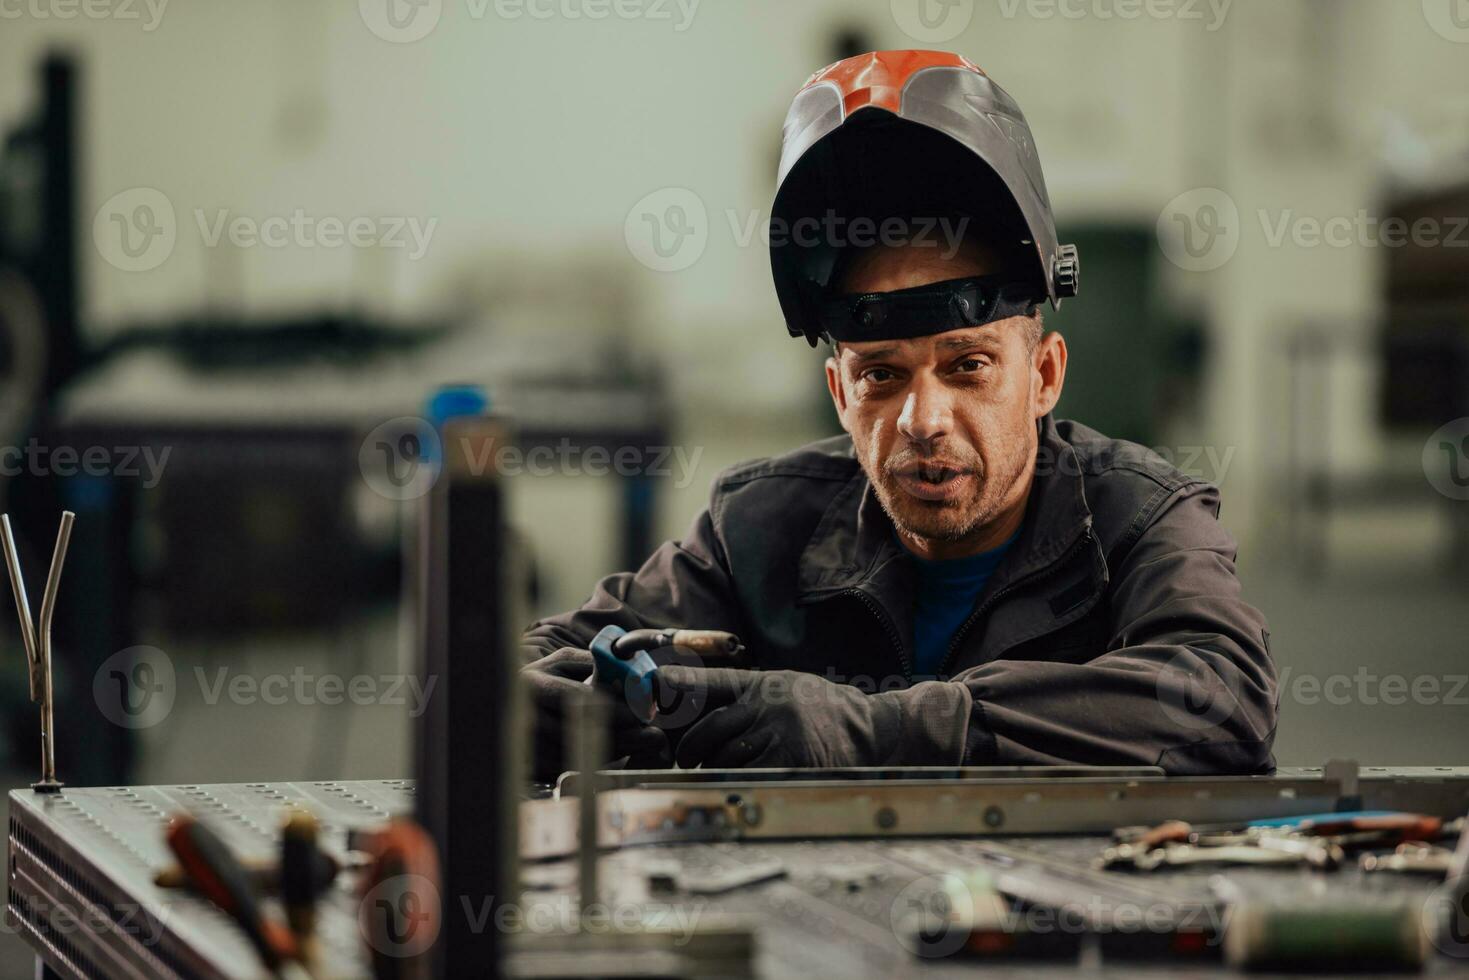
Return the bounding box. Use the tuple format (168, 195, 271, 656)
(955, 357, 987, 373)
(862, 368, 896, 383)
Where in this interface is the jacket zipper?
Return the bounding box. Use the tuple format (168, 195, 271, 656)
(935, 528, 1097, 678)
(841, 587, 912, 683)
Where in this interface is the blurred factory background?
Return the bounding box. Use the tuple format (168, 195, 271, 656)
(0, 0, 1466, 833)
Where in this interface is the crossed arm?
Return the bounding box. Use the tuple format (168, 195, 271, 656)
(522, 489, 1278, 776)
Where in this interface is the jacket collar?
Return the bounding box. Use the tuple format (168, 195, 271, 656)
(797, 414, 1094, 600)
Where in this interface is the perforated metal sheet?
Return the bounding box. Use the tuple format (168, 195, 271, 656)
(8, 780, 412, 979)
(8, 777, 1469, 979)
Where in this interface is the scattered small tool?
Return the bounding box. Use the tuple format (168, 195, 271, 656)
(1112, 819, 1192, 848)
(1431, 808, 1469, 959)
(357, 818, 442, 980)
(1115, 811, 1449, 844)
(1101, 836, 1343, 872)
(898, 867, 1084, 961)
(1448, 805, 1469, 883)
(1102, 811, 1448, 872)
(818, 863, 887, 892)
(1, 511, 73, 792)
(155, 851, 360, 891)
(670, 859, 787, 895)
(960, 843, 1219, 962)
(165, 814, 309, 979)
(1253, 812, 1451, 850)
(1224, 901, 1428, 973)
(1361, 842, 1459, 875)
(281, 810, 335, 968)
(585, 624, 744, 722)
(155, 829, 360, 891)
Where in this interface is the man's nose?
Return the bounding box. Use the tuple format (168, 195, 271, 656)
(896, 376, 953, 447)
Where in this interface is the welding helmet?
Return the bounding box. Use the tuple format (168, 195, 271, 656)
(770, 50, 1079, 346)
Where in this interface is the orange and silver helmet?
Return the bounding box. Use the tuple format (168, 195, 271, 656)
(771, 50, 1079, 346)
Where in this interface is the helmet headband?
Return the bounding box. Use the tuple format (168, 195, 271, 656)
(818, 275, 1042, 343)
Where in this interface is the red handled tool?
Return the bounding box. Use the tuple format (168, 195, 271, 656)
(357, 818, 443, 980)
(165, 814, 305, 977)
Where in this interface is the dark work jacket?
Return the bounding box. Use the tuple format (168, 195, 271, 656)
(523, 416, 1279, 774)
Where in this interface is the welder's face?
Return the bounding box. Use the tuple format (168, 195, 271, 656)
(824, 242, 1064, 550)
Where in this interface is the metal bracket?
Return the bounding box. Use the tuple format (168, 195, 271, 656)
(1324, 758, 1361, 811)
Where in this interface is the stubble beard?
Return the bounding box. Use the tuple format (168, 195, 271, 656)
(866, 435, 1033, 545)
(867, 452, 991, 543)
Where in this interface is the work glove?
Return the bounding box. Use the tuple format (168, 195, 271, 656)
(657, 666, 970, 769)
(521, 647, 669, 781)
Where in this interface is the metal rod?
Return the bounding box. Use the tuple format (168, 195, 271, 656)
(35, 513, 72, 792)
(38, 511, 73, 664)
(1, 514, 41, 697)
(566, 686, 607, 924)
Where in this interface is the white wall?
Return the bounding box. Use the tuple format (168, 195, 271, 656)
(4, 0, 1468, 552)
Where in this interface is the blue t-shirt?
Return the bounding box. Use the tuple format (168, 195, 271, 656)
(909, 535, 1016, 677)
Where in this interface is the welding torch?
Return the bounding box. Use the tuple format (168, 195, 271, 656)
(583, 625, 744, 723)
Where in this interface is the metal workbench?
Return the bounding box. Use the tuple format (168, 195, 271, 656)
(8, 770, 1469, 979)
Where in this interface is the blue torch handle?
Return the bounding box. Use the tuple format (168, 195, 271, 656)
(589, 624, 659, 722)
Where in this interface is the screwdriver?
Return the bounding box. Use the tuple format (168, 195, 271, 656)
(281, 809, 335, 968)
(165, 814, 309, 979)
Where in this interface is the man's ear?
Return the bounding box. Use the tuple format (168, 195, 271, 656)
(825, 355, 850, 432)
(1032, 331, 1067, 419)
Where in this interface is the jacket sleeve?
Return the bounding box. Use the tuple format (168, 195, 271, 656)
(521, 508, 746, 665)
(946, 484, 1279, 774)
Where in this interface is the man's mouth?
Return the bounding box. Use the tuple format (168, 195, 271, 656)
(891, 461, 974, 502)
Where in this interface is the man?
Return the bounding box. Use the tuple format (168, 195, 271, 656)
(523, 51, 1277, 778)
